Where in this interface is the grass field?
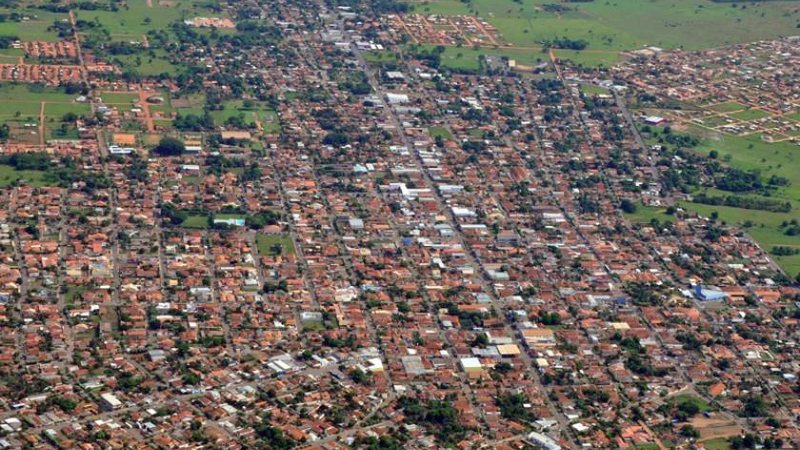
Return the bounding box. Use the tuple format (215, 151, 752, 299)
(729, 108, 771, 122)
(702, 437, 731, 450)
(553, 49, 620, 68)
(100, 92, 139, 105)
(673, 394, 713, 413)
(111, 49, 183, 76)
(408, 0, 800, 66)
(580, 83, 610, 96)
(363, 51, 399, 64)
(429, 127, 452, 140)
(0, 84, 90, 142)
(633, 444, 659, 450)
(0, 164, 50, 187)
(256, 234, 295, 257)
(624, 202, 674, 225)
(209, 100, 279, 133)
(707, 101, 747, 113)
(417, 44, 552, 71)
(73, 0, 223, 43)
(0, 10, 67, 41)
(181, 215, 209, 229)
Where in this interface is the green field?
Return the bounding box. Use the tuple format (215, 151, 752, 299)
(707, 101, 747, 113)
(429, 127, 452, 140)
(416, 44, 552, 72)
(580, 83, 610, 96)
(685, 127, 800, 275)
(209, 100, 279, 133)
(702, 437, 731, 450)
(100, 92, 139, 105)
(623, 202, 674, 225)
(73, 0, 223, 42)
(0, 84, 90, 142)
(363, 51, 399, 64)
(633, 444, 659, 450)
(256, 234, 295, 257)
(729, 108, 771, 122)
(0, 164, 50, 187)
(678, 201, 800, 276)
(181, 215, 209, 229)
(408, 0, 800, 66)
(0, 10, 67, 41)
(553, 49, 620, 68)
(672, 394, 712, 413)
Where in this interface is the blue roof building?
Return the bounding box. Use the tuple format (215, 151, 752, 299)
(694, 284, 726, 301)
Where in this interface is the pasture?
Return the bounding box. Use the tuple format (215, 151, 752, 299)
(0, 10, 67, 41)
(408, 0, 800, 65)
(73, 0, 224, 43)
(0, 84, 90, 142)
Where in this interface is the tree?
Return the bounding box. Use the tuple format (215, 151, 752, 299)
(679, 424, 699, 439)
(740, 395, 768, 417)
(620, 199, 638, 214)
(153, 136, 185, 156)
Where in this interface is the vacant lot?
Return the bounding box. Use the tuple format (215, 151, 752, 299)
(689, 415, 741, 441)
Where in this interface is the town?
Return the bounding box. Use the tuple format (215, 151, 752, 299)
(0, 0, 797, 449)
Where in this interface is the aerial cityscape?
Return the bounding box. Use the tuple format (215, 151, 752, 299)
(0, 0, 797, 449)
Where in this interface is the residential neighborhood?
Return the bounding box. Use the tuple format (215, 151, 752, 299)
(0, 0, 797, 450)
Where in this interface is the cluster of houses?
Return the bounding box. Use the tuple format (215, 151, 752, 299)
(0, 1, 796, 450)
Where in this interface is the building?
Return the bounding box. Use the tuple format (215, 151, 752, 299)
(521, 328, 556, 348)
(525, 432, 562, 450)
(693, 284, 726, 301)
(460, 357, 483, 378)
(99, 393, 122, 411)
